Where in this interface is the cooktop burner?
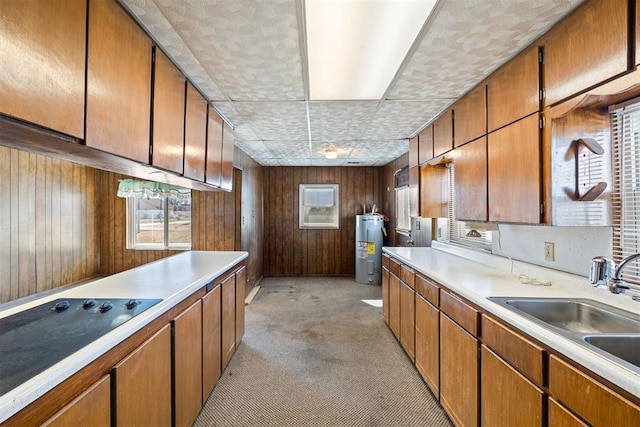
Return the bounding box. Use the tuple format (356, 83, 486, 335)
(0, 297, 162, 397)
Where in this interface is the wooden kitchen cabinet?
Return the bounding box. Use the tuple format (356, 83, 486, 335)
(399, 281, 415, 361)
(389, 272, 401, 339)
(481, 345, 544, 427)
(184, 83, 208, 181)
(112, 324, 172, 426)
(235, 266, 246, 347)
(415, 293, 439, 396)
(548, 355, 640, 426)
(419, 125, 434, 164)
(221, 272, 236, 369)
(454, 137, 487, 222)
(173, 300, 203, 427)
(86, 0, 152, 164)
(420, 164, 448, 218)
(42, 376, 110, 427)
(221, 121, 235, 191)
(548, 398, 588, 427)
(206, 108, 224, 187)
(409, 136, 419, 168)
(433, 109, 454, 157)
(488, 113, 541, 223)
(454, 85, 487, 147)
(487, 46, 539, 132)
(152, 48, 186, 174)
(0, 0, 86, 139)
(543, 0, 628, 106)
(409, 165, 420, 218)
(202, 283, 222, 402)
(382, 262, 390, 325)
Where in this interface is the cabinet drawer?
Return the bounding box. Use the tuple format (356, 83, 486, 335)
(440, 291, 478, 337)
(389, 257, 402, 277)
(548, 355, 640, 426)
(400, 265, 415, 289)
(382, 253, 390, 269)
(415, 273, 439, 307)
(481, 315, 545, 385)
(548, 397, 588, 427)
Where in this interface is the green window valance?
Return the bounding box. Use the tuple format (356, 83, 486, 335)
(117, 179, 191, 200)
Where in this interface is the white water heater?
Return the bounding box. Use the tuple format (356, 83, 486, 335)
(355, 214, 384, 285)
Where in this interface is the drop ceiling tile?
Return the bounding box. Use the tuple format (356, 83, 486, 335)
(362, 100, 454, 140)
(308, 101, 379, 142)
(151, 0, 304, 101)
(262, 140, 310, 159)
(233, 140, 274, 159)
(348, 140, 409, 161)
(233, 102, 309, 141)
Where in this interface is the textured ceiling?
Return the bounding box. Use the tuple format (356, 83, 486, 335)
(120, 0, 584, 167)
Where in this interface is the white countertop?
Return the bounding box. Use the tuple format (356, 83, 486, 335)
(383, 243, 640, 400)
(0, 250, 247, 424)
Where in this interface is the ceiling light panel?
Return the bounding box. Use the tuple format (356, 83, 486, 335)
(305, 0, 436, 100)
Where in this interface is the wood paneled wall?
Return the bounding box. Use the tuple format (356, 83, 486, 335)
(0, 146, 99, 304)
(263, 166, 383, 276)
(382, 153, 409, 248)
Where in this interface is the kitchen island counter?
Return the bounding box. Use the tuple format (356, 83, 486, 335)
(0, 250, 247, 424)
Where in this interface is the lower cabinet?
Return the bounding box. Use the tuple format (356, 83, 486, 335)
(235, 266, 246, 347)
(399, 281, 415, 361)
(415, 293, 439, 396)
(381, 266, 390, 324)
(112, 324, 172, 426)
(548, 397, 588, 427)
(173, 300, 203, 427)
(202, 283, 222, 402)
(389, 272, 401, 339)
(221, 271, 236, 370)
(42, 376, 110, 427)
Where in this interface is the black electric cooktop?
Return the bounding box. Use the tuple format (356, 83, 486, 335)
(0, 297, 162, 397)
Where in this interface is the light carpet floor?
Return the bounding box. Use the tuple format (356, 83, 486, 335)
(194, 277, 453, 427)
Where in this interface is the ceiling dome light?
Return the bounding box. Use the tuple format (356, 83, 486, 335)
(325, 147, 338, 159)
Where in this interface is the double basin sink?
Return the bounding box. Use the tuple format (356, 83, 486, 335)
(488, 297, 640, 373)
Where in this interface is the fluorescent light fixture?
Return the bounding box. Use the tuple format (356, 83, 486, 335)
(325, 147, 338, 159)
(305, 0, 436, 100)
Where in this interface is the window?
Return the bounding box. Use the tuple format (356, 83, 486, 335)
(299, 184, 340, 229)
(126, 193, 192, 250)
(395, 186, 411, 232)
(611, 99, 640, 284)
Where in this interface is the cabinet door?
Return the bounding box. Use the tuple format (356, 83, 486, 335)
(415, 294, 439, 396)
(220, 121, 235, 191)
(488, 114, 540, 223)
(440, 313, 479, 427)
(433, 110, 453, 157)
(206, 109, 224, 187)
(112, 325, 172, 426)
(389, 273, 401, 339)
(454, 137, 487, 222)
(420, 164, 448, 218)
(548, 398, 588, 427)
(454, 85, 486, 147)
(487, 46, 539, 132)
(42, 376, 110, 427)
(202, 285, 222, 402)
(544, 0, 628, 106)
(409, 136, 419, 168)
(152, 48, 185, 174)
(409, 165, 420, 218)
(399, 281, 415, 361)
(221, 273, 236, 369)
(174, 300, 203, 427)
(382, 267, 390, 324)
(235, 266, 246, 347)
(419, 125, 434, 164)
(0, 0, 86, 138)
(481, 346, 544, 427)
(86, 0, 152, 163)
(184, 83, 208, 181)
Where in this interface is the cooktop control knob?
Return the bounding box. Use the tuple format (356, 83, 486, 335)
(99, 301, 113, 313)
(53, 300, 70, 312)
(125, 299, 140, 309)
(83, 298, 96, 308)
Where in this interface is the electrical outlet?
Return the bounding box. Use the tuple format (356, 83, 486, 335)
(544, 242, 555, 262)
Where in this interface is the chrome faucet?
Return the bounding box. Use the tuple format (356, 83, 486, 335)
(589, 254, 640, 294)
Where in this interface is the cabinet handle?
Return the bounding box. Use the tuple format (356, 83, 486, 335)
(574, 138, 607, 202)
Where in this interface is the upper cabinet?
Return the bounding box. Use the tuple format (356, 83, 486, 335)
(151, 48, 186, 174)
(220, 121, 235, 191)
(454, 137, 487, 222)
(433, 109, 453, 157)
(184, 83, 208, 182)
(543, 0, 628, 106)
(409, 136, 419, 168)
(420, 164, 448, 218)
(418, 125, 434, 164)
(206, 109, 224, 188)
(0, 0, 86, 138)
(454, 85, 487, 147)
(487, 46, 539, 132)
(488, 114, 541, 223)
(86, 0, 152, 164)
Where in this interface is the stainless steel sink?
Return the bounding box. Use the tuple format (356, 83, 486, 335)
(496, 298, 640, 334)
(583, 335, 640, 368)
(488, 297, 640, 372)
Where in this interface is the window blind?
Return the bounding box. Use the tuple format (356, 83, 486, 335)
(611, 99, 640, 284)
